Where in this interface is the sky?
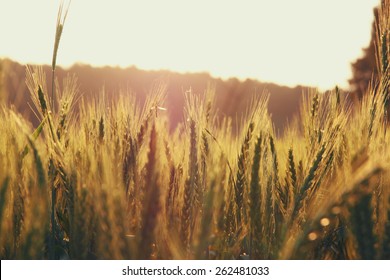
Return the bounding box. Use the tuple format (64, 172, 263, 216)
(0, 0, 380, 90)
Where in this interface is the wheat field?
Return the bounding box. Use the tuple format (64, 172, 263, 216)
(0, 1, 390, 260)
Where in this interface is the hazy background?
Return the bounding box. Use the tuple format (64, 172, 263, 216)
(0, 0, 382, 133)
(0, 0, 379, 90)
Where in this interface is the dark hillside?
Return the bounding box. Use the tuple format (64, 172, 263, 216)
(1, 58, 308, 132)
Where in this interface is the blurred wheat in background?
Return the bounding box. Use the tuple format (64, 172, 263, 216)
(0, 1, 389, 260)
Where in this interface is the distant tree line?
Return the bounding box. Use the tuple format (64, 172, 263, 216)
(349, 7, 379, 99)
